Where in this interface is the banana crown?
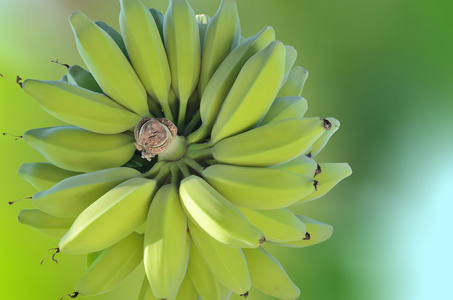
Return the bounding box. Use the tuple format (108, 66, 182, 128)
(12, 0, 351, 299)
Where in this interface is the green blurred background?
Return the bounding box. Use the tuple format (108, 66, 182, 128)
(1, 0, 452, 299)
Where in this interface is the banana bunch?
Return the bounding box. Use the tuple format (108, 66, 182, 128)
(10, 0, 351, 299)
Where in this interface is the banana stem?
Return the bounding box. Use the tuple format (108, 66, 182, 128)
(154, 165, 171, 184)
(185, 143, 213, 161)
(8, 196, 31, 205)
(183, 110, 201, 136)
(177, 99, 188, 130)
(178, 162, 191, 178)
(186, 123, 209, 144)
(161, 100, 175, 124)
(170, 164, 180, 184)
(184, 158, 204, 176)
(142, 161, 165, 178)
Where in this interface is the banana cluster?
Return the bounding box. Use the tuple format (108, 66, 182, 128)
(13, 0, 351, 299)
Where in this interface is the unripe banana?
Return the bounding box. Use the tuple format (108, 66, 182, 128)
(272, 154, 318, 177)
(120, 0, 172, 118)
(164, 0, 201, 127)
(18, 209, 75, 239)
(210, 40, 286, 144)
(242, 247, 300, 300)
(23, 126, 136, 173)
(198, 0, 241, 96)
(138, 275, 158, 300)
(284, 45, 297, 75)
(293, 162, 352, 204)
(187, 26, 275, 144)
(310, 117, 340, 157)
(67, 65, 102, 93)
(179, 175, 264, 248)
(238, 207, 306, 242)
(75, 232, 143, 296)
(144, 184, 188, 299)
(168, 229, 191, 300)
(32, 167, 141, 218)
(70, 12, 149, 116)
(210, 117, 328, 167)
(272, 215, 333, 248)
(174, 271, 198, 300)
(60, 74, 68, 82)
(187, 242, 231, 300)
(22, 80, 142, 134)
(18, 162, 80, 191)
(59, 177, 158, 254)
(94, 20, 130, 60)
(86, 250, 103, 267)
(149, 8, 164, 42)
(276, 66, 308, 98)
(259, 96, 308, 125)
(202, 164, 315, 209)
(188, 221, 251, 294)
(196, 14, 210, 53)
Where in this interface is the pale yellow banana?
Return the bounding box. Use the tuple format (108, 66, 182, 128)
(17, 162, 80, 191)
(23, 126, 136, 172)
(18, 209, 75, 239)
(276, 66, 308, 98)
(259, 96, 308, 125)
(32, 167, 141, 218)
(22, 79, 142, 134)
(210, 40, 286, 144)
(59, 177, 157, 254)
(70, 12, 149, 116)
(179, 175, 264, 248)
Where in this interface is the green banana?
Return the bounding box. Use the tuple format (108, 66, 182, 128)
(188, 221, 251, 294)
(242, 247, 300, 299)
(18, 209, 75, 239)
(210, 40, 286, 144)
(164, 0, 201, 127)
(67, 65, 102, 93)
(272, 154, 318, 177)
(238, 207, 306, 242)
(179, 175, 264, 248)
(120, 0, 172, 119)
(86, 250, 104, 267)
(32, 167, 141, 218)
(293, 162, 352, 204)
(17, 162, 80, 191)
(59, 177, 158, 255)
(284, 45, 297, 75)
(187, 26, 275, 144)
(272, 215, 333, 248)
(60, 74, 68, 82)
(23, 126, 136, 173)
(70, 12, 149, 116)
(144, 184, 188, 299)
(202, 164, 315, 209)
(196, 14, 210, 53)
(149, 8, 164, 42)
(198, 0, 241, 96)
(138, 275, 158, 300)
(276, 66, 308, 98)
(95, 20, 130, 60)
(74, 232, 143, 296)
(210, 117, 328, 167)
(174, 271, 198, 300)
(310, 117, 340, 157)
(259, 96, 308, 125)
(168, 229, 191, 300)
(187, 242, 231, 300)
(22, 79, 142, 134)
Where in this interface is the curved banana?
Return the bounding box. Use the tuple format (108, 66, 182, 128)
(22, 79, 142, 134)
(271, 215, 333, 248)
(210, 117, 328, 167)
(310, 117, 340, 157)
(120, 0, 172, 119)
(198, 0, 241, 96)
(179, 175, 264, 248)
(202, 164, 315, 209)
(144, 184, 188, 299)
(75, 232, 143, 296)
(196, 14, 210, 53)
(149, 8, 164, 42)
(259, 96, 308, 125)
(187, 242, 231, 300)
(94, 20, 130, 60)
(58, 178, 158, 255)
(164, 0, 200, 127)
(86, 250, 103, 267)
(174, 271, 198, 300)
(69, 12, 149, 116)
(32, 167, 141, 218)
(138, 275, 158, 300)
(23, 126, 136, 172)
(293, 162, 352, 204)
(238, 207, 306, 242)
(210, 40, 286, 144)
(17, 162, 80, 191)
(276, 66, 308, 98)
(168, 229, 191, 300)
(271, 154, 318, 177)
(284, 45, 297, 76)
(187, 26, 275, 144)
(242, 247, 300, 299)
(18, 209, 75, 239)
(67, 65, 102, 93)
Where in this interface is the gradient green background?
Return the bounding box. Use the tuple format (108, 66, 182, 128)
(1, 0, 452, 299)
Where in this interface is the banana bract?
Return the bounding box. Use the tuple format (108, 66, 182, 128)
(11, 0, 351, 299)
